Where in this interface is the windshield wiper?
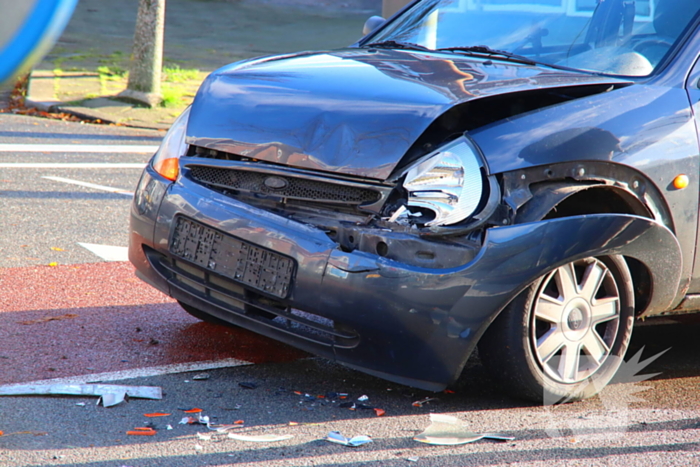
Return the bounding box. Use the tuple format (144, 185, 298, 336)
(436, 45, 538, 65)
(364, 40, 433, 52)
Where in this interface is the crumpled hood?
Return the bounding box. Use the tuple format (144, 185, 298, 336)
(187, 48, 623, 180)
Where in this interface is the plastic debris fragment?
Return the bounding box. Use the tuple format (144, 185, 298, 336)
(374, 408, 386, 417)
(19, 313, 78, 325)
(357, 395, 369, 402)
(183, 408, 203, 413)
(127, 427, 156, 436)
(412, 397, 438, 407)
(407, 457, 420, 462)
(326, 431, 373, 447)
(414, 414, 515, 445)
(227, 433, 293, 442)
(0, 383, 162, 408)
(192, 373, 210, 381)
(144, 412, 171, 417)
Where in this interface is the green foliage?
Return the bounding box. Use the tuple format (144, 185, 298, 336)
(97, 66, 127, 79)
(163, 65, 201, 83)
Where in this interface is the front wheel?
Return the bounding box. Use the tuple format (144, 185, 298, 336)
(479, 255, 635, 403)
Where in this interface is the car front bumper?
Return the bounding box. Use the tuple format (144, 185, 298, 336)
(129, 165, 682, 391)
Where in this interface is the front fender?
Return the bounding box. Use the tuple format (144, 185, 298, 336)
(456, 213, 681, 340)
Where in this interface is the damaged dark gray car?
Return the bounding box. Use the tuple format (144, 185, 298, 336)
(129, 0, 700, 401)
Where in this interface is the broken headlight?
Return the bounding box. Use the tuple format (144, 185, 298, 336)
(398, 136, 485, 227)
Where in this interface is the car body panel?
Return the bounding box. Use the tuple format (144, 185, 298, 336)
(130, 165, 681, 390)
(470, 83, 700, 298)
(187, 49, 626, 181)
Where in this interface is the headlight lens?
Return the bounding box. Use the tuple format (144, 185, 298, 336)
(401, 136, 484, 226)
(152, 106, 191, 181)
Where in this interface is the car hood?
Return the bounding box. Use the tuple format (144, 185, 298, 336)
(187, 48, 624, 180)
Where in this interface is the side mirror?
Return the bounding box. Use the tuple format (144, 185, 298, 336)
(363, 16, 387, 36)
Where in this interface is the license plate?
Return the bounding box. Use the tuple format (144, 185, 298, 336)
(169, 217, 295, 298)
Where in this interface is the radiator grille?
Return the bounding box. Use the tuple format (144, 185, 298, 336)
(188, 165, 381, 205)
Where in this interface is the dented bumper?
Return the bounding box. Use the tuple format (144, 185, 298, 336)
(129, 165, 682, 391)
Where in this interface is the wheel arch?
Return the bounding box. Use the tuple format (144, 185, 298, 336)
(513, 181, 656, 316)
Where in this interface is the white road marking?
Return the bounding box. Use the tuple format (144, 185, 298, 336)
(0, 144, 159, 153)
(0, 162, 145, 168)
(0, 359, 253, 388)
(78, 243, 130, 262)
(42, 176, 134, 195)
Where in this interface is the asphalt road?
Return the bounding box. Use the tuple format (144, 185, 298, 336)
(0, 113, 698, 467)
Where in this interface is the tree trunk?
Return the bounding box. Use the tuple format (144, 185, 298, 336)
(121, 0, 165, 107)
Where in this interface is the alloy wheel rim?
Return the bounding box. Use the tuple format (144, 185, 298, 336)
(530, 258, 621, 384)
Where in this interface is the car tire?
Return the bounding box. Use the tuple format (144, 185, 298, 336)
(478, 255, 634, 403)
(178, 300, 234, 327)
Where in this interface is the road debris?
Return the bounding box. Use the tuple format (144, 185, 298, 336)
(239, 382, 258, 389)
(127, 427, 157, 436)
(179, 411, 244, 432)
(407, 457, 420, 462)
(357, 395, 369, 402)
(227, 433, 294, 442)
(326, 431, 373, 447)
(412, 397, 439, 407)
(413, 414, 515, 445)
(192, 373, 210, 381)
(144, 412, 171, 417)
(0, 383, 162, 407)
(19, 313, 78, 325)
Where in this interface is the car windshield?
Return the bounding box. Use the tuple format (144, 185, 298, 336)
(365, 0, 700, 76)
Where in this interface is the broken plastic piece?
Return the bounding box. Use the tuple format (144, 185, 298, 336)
(99, 391, 127, 408)
(412, 397, 438, 407)
(407, 457, 419, 463)
(127, 427, 156, 436)
(227, 433, 293, 442)
(0, 383, 162, 408)
(414, 414, 515, 445)
(357, 395, 369, 402)
(144, 412, 171, 417)
(19, 313, 78, 325)
(183, 408, 202, 413)
(326, 431, 373, 447)
(374, 408, 386, 417)
(192, 373, 210, 381)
